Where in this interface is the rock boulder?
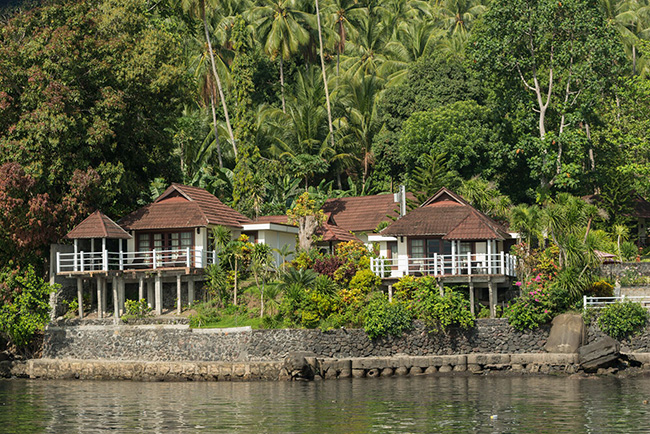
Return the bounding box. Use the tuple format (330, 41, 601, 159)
(283, 352, 317, 380)
(578, 337, 620, 371)
(545, 314, 586, 353)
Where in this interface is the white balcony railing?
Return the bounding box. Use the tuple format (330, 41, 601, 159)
(370, 252, 517, 279)
(583, 295, 650, 310)
(56, 247, 218, 274)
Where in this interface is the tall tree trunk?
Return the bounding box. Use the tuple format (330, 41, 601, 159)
(234, 259, 238, 306)
(202, 6, 236, 157)
(280, 54, 286, 113)
(316, 0, 336, 152)
(209, 92, 223, 169)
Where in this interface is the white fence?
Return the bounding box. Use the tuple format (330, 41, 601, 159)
(583, 295, 650, 310)
(370, 252, 517, 279)
(56, 247, 218, 273)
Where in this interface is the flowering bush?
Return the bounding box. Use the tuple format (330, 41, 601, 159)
(340, 269, 380, 305)
(504, 279, 554, 330)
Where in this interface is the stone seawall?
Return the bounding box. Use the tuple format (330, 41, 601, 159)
(43, 319, 550, 362)
(3, 352, 620, 381)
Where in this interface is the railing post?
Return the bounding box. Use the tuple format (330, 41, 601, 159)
(186, 247, 191, 268)
(468, 252, 472, 275)
(380, 258, 385, 278)
(370, 257, 374, 274)
(434, 253, 438, 276)
(103, 250, 108, 271)
(212, 249, 216, 265)
(80, 251, 85, 272)
(56, 252, 61, 274)
(152, 249, 157, 269)
(500, 251, 505, 275)
(583, 295, 587, 312)
(452, 254, 456, 275)
(73, 250, 78, 272)
(119, 250, 124, 271)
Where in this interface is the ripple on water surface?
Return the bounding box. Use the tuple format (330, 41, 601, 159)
(1, 375, 650, 433)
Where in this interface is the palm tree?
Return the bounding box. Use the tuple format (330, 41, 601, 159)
(315, 0, 336, 153)
(250, 0, 312, 113)
(326, 0, 364, 75)
(182, 0, 236, 148)
(509, 204, 543, 254)
(616, 0, 650, 75)
(335, 73, 384, 193)
(437, 0, 487, 36)
(251, 242, 275, 317)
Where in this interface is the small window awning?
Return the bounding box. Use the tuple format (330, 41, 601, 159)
(64, 210, 132, 240)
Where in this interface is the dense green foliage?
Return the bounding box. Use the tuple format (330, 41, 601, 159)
(0, 266, 56, 351)
(597, 301, 650, 340)
(363, 293, 413, 339)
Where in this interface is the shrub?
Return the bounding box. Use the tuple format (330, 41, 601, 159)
(188, 300, 222, 328)
(313, 255, 343, 279)
(597, 301, 649, 340)
(504, 286, 554, 331)
(0, 265, 56, 350)
(413, 286, 474, 333)
(393, 275, 437, 302)
(341, 269, 380, 305)
(363, 293, 413, 339)
(124, 299, 152, 318)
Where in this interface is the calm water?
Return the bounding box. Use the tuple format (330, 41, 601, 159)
(1, 375, 650, 433)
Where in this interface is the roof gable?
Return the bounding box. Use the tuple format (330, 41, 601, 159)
(382, 187, 511, 240)
(119, 184, 252, 230)
(65, 211, 131, 240)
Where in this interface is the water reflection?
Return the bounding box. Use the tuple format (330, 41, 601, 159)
(1, 375, 650, 433)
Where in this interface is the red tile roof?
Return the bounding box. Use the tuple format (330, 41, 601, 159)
(65, 211, 131, 240)
(382, 187, 511, 240)
(119, 184, 252, 230)
(317, 222, 360, 242)
(321, 193, 416, 233)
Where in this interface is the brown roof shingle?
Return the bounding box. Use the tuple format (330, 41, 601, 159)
(65, 211, 131, 240)
(382, 187, 511, 240)
(317, 222, 360, 242)
(321, 193, 416, 233)
(119, 184, 252, 230)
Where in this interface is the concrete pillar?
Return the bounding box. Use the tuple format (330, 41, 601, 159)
(138, 276, 144, 301)
(96, 277, 103, 319)
(176, 275, 182, 315)
(154, 274, 162, 315)
(118, 277, 125, 316)
(112, 276, 119, 319)
(388, 284, 392, 303)
(469, 280, 475, 316)
(438, 278, 444, 297)
(488, 279, 496, 319)
(101, 277, 107, 318)
(76, 277, 84, 319)
(147, 280, 154, 309)
(188, 277, 195, 306)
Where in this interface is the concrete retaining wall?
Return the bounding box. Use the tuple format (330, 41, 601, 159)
(7, 352, 649, 381)
(43, 319, 550, 362)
